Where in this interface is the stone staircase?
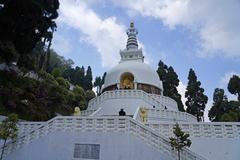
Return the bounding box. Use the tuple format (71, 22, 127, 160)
(2, 116, 207, 160)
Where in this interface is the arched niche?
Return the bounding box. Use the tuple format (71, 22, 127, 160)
(120, 72, 134, 89)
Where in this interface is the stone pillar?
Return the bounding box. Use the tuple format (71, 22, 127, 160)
(134, 82, 137, 90)
(117, 83, 120, 89)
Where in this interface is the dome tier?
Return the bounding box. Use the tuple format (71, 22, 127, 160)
(102, 21, 163, 95)
(102, 61, 163, 94)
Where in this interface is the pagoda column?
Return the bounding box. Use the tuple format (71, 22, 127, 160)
(134, 82, 137, 90)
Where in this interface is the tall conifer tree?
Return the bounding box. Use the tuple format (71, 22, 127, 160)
(185, 68, 208, 122)
(85, 66, 93, 90)
(208, 88, 228, 122)
(228, 75, 240, 101)
(157, 61, 185, 111)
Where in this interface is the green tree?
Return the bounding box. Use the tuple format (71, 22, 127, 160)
(228, 75, 240, 101)
(94, 72, 107, 96)
(85, 90, 96, 102)
(101, 72, 107, 85)
(51, 68, 62, 78)
(169, 123, 191, 160)
(219, 101, 240, 122)
(0, 114, 18, 160)
(157, 61, 185, 111)
(84, 66, 93, 90)
(47, 50, 74, 73)
(220, 110, 240, 122)
(56, 77, 70, 89)
(94, 76, 102, 96)
(185, 68, 208, 122)
(74, 66, 85, 87)
(208, 88, 228, 121)
(0, 41, 18, 65)
(0, 0, 59, 67)
(73, 85, 87, 110)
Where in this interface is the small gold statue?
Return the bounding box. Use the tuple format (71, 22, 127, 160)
(139, 107, 148, 123)
(73, 107, 81, 116)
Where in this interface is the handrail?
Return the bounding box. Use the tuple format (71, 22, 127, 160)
(2, 116, 207, 160)
(145, 121, 240, 139)
(129, 117, 207, 160)
(143, 108, 197, 122)
(80, 109, 96, 116)
(87, 90, 177, 111)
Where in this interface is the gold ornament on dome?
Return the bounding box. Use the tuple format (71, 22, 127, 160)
(120, 73, 134, 89)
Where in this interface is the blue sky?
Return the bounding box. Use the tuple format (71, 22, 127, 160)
(52, 0, 240, 119)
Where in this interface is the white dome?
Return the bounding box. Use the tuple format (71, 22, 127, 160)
(103, 61, 163, 90)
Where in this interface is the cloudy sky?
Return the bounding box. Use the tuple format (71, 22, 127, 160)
(52, 0, 240, 120)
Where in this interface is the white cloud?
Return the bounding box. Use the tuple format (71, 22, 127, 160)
(219, 72, 240, 100)
(52, 34, 72, 57)
(204, 100, 212, 122)
(115, 0, 240, 58)
(56, 0, 149, 68)
(58, 0, 127, 67)
(177, 81, 187, 109)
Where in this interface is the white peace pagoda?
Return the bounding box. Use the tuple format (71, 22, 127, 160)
(2, 22, 240, 160)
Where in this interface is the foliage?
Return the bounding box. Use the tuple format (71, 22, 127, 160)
(208, 88, 228, 121)
(0, 69, 92, 121)
(0, 113, 18, 160)
(0, 41, 18, 64)
(84, 66, 93, 90)
(94, 72, 106, 96)
(94, 76, 102, 95)
(85, 90, 96, 102)
(220, 101, 240, 122)
(0, 0, 59, 67)
(73, 85, 87, 110)
(47, 50, 74, 73)
(52, 68, 62, 78)
(169, 123, 191, 160)
(56, 77, 70, 89)
(157, 60, 184, 111)
(220, 110, 240, 122)
(0, 0, 98, 122)
(63, 65, 94, 91)
(185, 68, 208, 122)
(228, 75, 240, 101)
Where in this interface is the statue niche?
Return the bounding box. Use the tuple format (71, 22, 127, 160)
(120, 72, 134, 89)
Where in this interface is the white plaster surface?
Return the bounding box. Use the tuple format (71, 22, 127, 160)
(6, 132, 171, 160)
(190, 138, 240, 160)
(103, 61, 163, 90)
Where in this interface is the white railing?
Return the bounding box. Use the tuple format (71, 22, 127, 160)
(87, 90, 177, 111)
(80, 109, 96, 116)
(17, 122, 43, 136)
(145, 122, 240, 139)
(149, 94, 178, 110)
(134, 108, 197, 122)
(2, 116, 206, 160)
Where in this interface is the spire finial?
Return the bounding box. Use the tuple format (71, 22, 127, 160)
(130, 20, 134, 28)
(126, 21, 138, 50)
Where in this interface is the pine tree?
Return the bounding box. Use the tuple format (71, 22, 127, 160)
(157, 60, 185, 111)
(185, 68, 208, 122)
(85, 66, 93, 90)
(208, 88, 228, 121)
(169, 123, 192, 160)
(0, 0, 59, 66)
(73, 66, 85, 87)
(94, 76, 102, 96)
(94, 72, 107, 96)
(228, 75, 240, 101)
